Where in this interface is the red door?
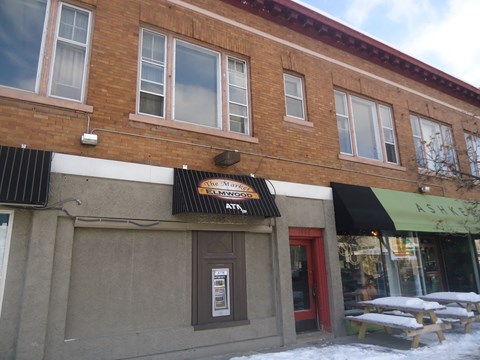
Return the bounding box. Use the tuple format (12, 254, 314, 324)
(289, 228, 331, 333)
(290, 238, 317, 331)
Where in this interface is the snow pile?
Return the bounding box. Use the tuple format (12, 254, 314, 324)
(231, 323, 480, 360)
(422, 292, 480, 303)
(435, 307, 475, 318)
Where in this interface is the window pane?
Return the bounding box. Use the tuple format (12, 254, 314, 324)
(383, 128, 394, 143)
(140, 92, 164, 117)
(141, 63, 164, 86)
(285, 75, 304, 119)
(337, 115, 352, 154)
(59, 6, 89, 44)
(228, 57, 249, 134)
(465, 134, 480, 177)
(351, 97, 382, 160)
(410, 115, 421, 136)
(142, 31, 165, 64)
(50, 42, 86, 101)
(334, 91, 347, 116)
(0, 0, 48, 92)
(174, 42, 219, 128)
(230, 115, 246, 133)
(284, 75, 302, 97)
(380, 106, 393, 128)
(385, 143, 397, 164)
(140, 80, 163, 95)
(414, 137, 426, 168)
(229, 103, 247, 117)
(229, 86, 247, 105)
(286, 97, 304, 118)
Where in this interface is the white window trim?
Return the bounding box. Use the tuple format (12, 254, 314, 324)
(48, 2, 93, 103)
(137, 29, 167, 118)
(335, 90, 399, 165)
(410, 114, 459, 174)
(350, 96, 383, 162)
(135, 29, 252, 137)
(283, 73, 306, 120)
(464, 132, 480, 177)
(0, 211, 14, 319)
(227, 56, 250, 135)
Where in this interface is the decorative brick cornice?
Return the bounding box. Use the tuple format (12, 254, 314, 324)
(221, 0, 480, 107)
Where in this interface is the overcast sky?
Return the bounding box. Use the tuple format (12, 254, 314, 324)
(295, 0, 480, 88)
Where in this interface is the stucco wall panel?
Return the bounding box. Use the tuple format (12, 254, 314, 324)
(65, 229, 189, 339)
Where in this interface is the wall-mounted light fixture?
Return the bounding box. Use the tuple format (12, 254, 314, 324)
(214, 150, 240, 167)
(81, 133, 98, 146)
(419, 185, 430, 193)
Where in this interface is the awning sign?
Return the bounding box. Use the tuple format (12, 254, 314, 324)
(332, 182, 480, 234)
(173, 168, 281, 217)
(197, 178, 260, 201)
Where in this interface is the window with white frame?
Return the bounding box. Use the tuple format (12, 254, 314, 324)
(50, 3, 92, 102)
(139, 30, 166, 117)
(410, 115, 458, 174)
(464, 132, 480, 177)
(0, 212, 13, 319)
(283, 74, 305, 120)
(137, 29, 251, 135)
(334, 90, 398, 164)
(0, 0, 92, 103)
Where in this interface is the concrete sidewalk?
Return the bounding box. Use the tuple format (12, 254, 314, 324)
(201, 329, 417, 360)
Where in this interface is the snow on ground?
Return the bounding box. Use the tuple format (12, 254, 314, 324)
(231, 323, 480, 360)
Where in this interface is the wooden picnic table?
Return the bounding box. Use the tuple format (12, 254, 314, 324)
(419, 292, 480, 333)
(347, 296, 452, 348)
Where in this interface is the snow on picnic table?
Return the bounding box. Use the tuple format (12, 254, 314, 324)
(231, 323, 480, 360)
(421, 292, 480, 303)
(358, 296, 444, 311)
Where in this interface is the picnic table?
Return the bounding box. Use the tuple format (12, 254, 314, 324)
(346, 296, 452, 348)
(419, 292, 480, 333)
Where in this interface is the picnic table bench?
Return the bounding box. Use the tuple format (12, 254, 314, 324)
(346, 296, 452, 348)
(419, 292, 480, 333)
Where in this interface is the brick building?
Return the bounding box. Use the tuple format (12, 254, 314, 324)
(0, 0, 479, 359)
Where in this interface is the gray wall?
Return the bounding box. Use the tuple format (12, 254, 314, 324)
(0, 173, 343, 360)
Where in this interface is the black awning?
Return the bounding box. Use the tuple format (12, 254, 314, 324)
(173, 168, 281, 217)
(0, 146, 52, 206)
(331, 182, 395, 234)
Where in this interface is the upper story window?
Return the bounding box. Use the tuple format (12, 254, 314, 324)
(283, 74, 305, 120)
(410, 114, 458, 174)
(334, 90, 398, 164)
(137, 29, 251, 136)
(464, 132, 480, 177)
(0, 0, 92, 103)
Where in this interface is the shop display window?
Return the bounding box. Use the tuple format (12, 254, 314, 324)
(339, 233, 427, 311)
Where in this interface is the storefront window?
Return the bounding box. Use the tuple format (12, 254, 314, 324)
(338, 235, 387, 312)
(382, 234, 425, 297)
(339, 231, 480, 311)
(339, 233, 427, 311)
(0, 212, 13, 318)
(476, 238, 480, 266)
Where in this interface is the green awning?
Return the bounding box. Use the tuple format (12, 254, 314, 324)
(372, 188, 480, 234)
(332, 183, 480, 234)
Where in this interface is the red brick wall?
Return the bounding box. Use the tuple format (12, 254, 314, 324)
(1, 0, 478, 200)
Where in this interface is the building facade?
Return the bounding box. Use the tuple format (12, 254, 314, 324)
(0, 0, 479, 359)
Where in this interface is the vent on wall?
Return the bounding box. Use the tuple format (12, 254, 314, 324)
(0, 146, 52, 206)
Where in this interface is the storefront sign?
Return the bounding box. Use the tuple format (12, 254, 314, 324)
(197, 179, 260, 201)
(389, 237, 417, 260)
(332, 182, 480, 234)
(173, 168, 281, 217)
